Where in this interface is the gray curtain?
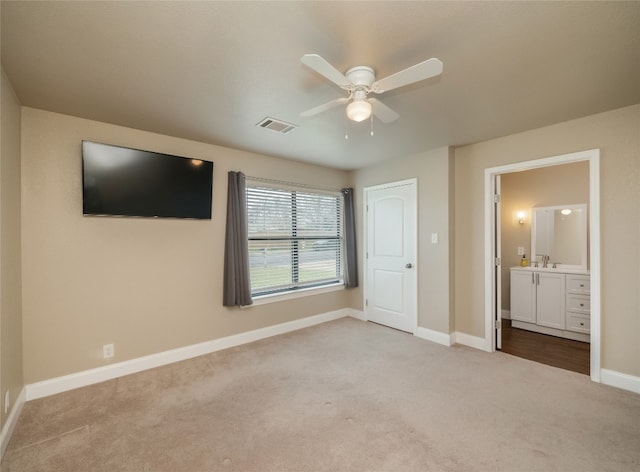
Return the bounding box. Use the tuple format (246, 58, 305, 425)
(342, 188, 358, 288)
(223, 172, 253, 306)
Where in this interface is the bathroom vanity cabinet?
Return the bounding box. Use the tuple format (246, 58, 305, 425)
(510, 267, 590, 342)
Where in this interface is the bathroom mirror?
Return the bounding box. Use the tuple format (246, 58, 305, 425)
(531, 204, 587, 269)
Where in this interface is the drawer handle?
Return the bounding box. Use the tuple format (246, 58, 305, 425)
(580, 322, 585, 326)
(580, 303, 584, 307)
(580, 284, 584, 288)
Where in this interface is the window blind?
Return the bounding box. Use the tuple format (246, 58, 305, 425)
(246, 184, 343, 296)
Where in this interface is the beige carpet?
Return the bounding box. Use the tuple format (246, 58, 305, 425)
(3, 317, 639, 471)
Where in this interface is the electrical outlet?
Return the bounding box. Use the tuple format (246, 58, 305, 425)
(431, 233, 439, 244)
(517, 246, 525, 256)
(4, 390, 10, 414)
(103, 343, 115, 359)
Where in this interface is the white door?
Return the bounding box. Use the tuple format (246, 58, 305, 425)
(365, 179, 417, 333)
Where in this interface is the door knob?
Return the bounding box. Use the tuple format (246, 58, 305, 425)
(405, 263, 413, 269)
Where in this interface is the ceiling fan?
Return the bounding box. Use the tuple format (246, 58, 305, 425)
(300, 54, 443, 123)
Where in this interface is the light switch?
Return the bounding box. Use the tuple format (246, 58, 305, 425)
(431, 233, 439, 244)
(517, 246, 525, 256)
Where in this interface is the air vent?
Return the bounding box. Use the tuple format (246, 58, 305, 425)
(256, 117, 297, 135)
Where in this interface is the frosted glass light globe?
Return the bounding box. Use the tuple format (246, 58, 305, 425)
(346, 100, 372, 122)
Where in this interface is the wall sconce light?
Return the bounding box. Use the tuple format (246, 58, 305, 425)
(517, 211, 526, 225)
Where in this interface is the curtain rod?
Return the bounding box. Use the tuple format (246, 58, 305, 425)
(244, 175, 345, 193)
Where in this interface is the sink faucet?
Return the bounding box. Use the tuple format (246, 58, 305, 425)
(542, 255, 550, 268)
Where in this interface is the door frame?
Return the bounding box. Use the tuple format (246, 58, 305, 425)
(495, 174, 502, 349)
(484, 149, 601, 382)
(363, 178, 418, 333)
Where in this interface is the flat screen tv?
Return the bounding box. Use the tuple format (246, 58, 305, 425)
(82, 141, 213, 219)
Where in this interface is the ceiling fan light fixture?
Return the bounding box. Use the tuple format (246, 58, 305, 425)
(300, 54, 442, 124)
(346, 99, 372, 122)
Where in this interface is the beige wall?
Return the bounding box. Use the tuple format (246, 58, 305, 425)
(500, 162, 589, 310)
(8, 93, 640, 390)
(1, 68, 24, 429)
(351, 147, 455, 334)
(21, 108, 351, 384)
(455, 104, 640, 376)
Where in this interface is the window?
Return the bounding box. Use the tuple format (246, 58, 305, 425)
(247, 182, 343, 297)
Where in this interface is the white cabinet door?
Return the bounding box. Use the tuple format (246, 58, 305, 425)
(536, 272, 566, 329)
(510, 270, 536, 323)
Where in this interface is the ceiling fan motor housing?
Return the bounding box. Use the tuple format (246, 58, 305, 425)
(345, 66, 375, 89)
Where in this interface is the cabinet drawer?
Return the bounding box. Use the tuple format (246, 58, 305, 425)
(566, 313, 590, 333)
(566, 294, 590, 314)
(567, 275, 590, 295)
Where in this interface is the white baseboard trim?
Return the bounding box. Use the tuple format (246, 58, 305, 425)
(414, 327, 454, 347)
(26, 309, 353, 401)
(501, 309, 511, 320)
(1, 387, 26, 459)
(346, 308, 366, 321)
(454, 332, 491, 352)
(600, 369, 640, 394)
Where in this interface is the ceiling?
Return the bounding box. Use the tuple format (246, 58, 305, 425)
(2, 1, 639, 170)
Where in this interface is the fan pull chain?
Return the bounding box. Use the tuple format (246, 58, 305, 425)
(370, 113, 374, 136)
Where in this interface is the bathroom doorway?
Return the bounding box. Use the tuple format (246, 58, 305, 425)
(499, 162, 590, 375)
(484, 149, 600, 381)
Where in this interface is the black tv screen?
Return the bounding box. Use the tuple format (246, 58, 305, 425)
(82, 141, 213, 219)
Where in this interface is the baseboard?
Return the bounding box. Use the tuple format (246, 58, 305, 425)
(26, 309, 353, 401)
(501, 309, 511, 320)
(454, 331, 491, 352)
(414, 327, 454, 346)
(346, 308, 366, 321)
(600, 369, 640, 394)
(0, 387, 26, 459)
(412, 328, 490, 351)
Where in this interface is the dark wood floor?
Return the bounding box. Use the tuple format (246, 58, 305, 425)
(500, 319, 590, 375)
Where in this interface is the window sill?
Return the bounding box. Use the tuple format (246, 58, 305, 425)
(244, 283, 345, 308)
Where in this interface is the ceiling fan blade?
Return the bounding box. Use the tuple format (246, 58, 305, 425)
(372, 58, 443, 94)
(301, 54, 352, 90)
(369, 98, 399, 123)
(300, 97, 349, 117)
